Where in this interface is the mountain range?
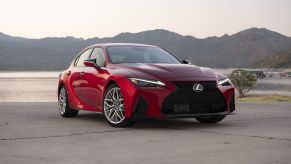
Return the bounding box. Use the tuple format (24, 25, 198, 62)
(253, 49, 291, 68)
(1, 27, 291, 70)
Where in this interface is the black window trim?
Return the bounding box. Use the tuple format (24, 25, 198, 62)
(89, 46, 106, 67)
(74, 47, 93, 67)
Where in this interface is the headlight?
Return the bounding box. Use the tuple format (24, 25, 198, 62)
(218, 78, 232, 86)
(129, 78, 165, 87)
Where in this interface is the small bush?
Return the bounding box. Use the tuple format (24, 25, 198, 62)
(228, 70, 257, 97)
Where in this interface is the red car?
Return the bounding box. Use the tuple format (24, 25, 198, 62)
(58, 43, 235, 127)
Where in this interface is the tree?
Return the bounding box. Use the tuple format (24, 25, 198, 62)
(228, 70, 257, 98)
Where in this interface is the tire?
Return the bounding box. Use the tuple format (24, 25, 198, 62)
(58, 86, 78, 117)
(103, 84, 134, 127)
(195, 115, 226, 123)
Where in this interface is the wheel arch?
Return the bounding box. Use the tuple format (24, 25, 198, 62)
(104, 80, 118, 93)
(57, 81, 75, 110)
(58, 81, 65, 96)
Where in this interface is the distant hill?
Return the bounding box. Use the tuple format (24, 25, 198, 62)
(1, 28, 291, 70)
(253, 49, 291, 68)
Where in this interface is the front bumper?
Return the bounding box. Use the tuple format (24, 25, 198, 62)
(120, 78, 235, 119)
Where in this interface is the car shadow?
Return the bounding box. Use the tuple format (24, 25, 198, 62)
(134, 118, 232, 130)
(77, 112, 107, 123)
(76, 112, 232, 130)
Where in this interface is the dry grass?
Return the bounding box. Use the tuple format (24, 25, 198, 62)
(237, 94, 291, 102)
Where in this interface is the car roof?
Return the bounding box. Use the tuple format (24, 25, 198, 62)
(92, 43, 157, 48)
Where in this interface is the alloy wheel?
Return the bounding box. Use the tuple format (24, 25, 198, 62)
(58, 87, 67, 115)
(104, 87, 125, 124)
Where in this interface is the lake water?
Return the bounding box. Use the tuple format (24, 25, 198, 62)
(0, 71, 59, 102)
(0, 71, 290, 102)
(0, 71, 60, 79)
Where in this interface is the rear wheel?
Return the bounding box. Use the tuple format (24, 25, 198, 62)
(195, 115, 226, 123)
(103, 84, 134, 127)
(58, 86, 78, 117)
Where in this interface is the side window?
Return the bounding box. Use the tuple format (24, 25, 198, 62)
(90, 47, 105, 67)
(76, 48, 92, 67)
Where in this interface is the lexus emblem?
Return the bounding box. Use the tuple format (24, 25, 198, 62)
(193, 83, 203, 92)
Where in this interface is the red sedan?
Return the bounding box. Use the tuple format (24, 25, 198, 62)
(58, 43, 235, 127)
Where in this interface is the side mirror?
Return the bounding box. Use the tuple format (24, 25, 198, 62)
(83, 59, 100, 69)
(182, 60, 191, 64)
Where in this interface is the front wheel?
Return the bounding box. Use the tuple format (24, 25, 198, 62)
(58, 86, 78, 117)
(195, 115, 226, 123)
(103, 84, 134, 127)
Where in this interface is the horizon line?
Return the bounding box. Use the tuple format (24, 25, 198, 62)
(0, 27, 290, 40)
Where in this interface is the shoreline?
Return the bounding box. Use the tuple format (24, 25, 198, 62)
(0, 72, 290, 102)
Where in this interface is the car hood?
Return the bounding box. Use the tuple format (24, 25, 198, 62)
(111, 63, 218, 79)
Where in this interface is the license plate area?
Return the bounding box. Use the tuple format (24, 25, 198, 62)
(173, 104, 190, 113)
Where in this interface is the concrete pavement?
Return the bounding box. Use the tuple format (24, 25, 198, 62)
(0, 102, 291, 164)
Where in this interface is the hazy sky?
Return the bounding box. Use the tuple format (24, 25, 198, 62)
(0, 0, 290, 39)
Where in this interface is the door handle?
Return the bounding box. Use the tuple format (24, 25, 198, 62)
(66, 70, 71, 76)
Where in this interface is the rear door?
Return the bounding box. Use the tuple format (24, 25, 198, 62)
(69, 48, 92, 108)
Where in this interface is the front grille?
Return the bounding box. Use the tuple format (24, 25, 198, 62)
(162, 81, 226, 114)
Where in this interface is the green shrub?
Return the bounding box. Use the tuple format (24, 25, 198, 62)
(228, 70, 257, 97)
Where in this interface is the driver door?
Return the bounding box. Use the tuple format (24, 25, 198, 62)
(81, 47, 107, 112)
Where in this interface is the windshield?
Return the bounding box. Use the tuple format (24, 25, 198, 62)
(106, 46, 181, 64)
